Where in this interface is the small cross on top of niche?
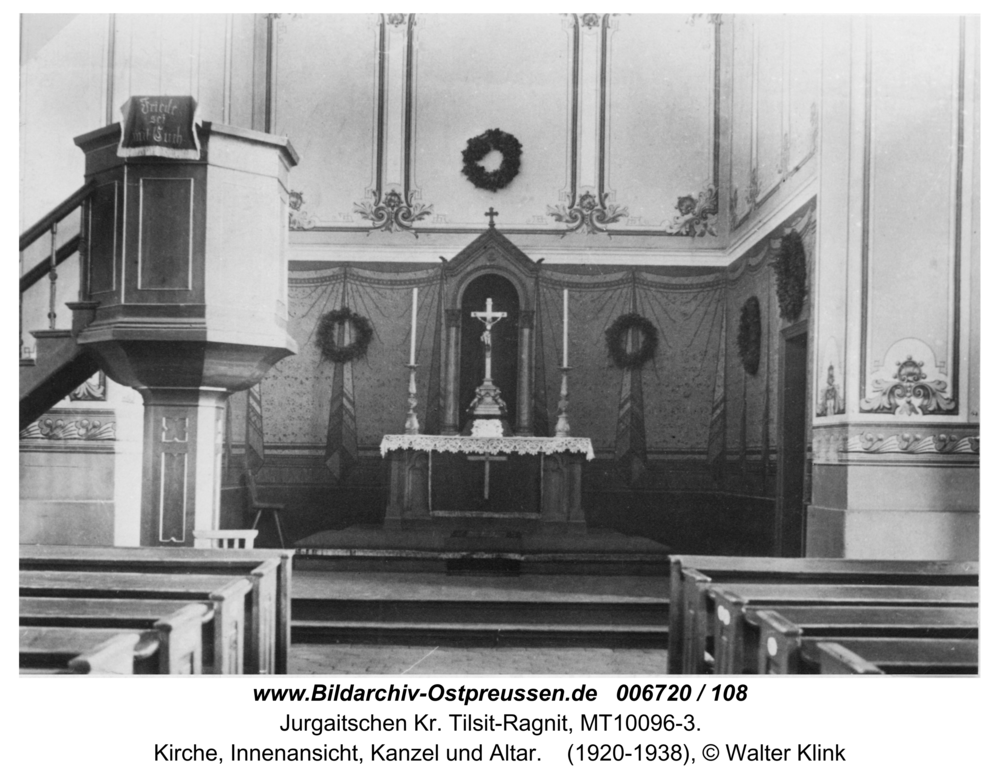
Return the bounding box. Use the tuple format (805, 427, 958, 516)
(485, 207, 499, 228)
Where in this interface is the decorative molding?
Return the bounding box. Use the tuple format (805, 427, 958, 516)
(353, 189, 433, 235)
(69, 372, 107, 402)
(845, 431, 978, 455)
(666, 184, 719, 237)
(20, 416, 116, 441)
(579, 13, 602, 29)
(547, 191, 628, 234)
(288, 190, 317, 230)
(861, 354, 956, 416)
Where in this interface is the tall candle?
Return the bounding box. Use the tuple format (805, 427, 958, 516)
(562, 288, 569, 369)
(409, 288, 418, 364)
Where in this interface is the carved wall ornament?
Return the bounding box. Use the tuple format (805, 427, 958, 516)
(816, 364, 845, 417)
(773, 229, 808, 320)
(316, 308, 375, 364)
(737, 296, 762, 376)
(288, 190, 317, 230)
(69, 372, 107, 402)
(547, 191, 629, 234)
(580, 14, 602, 29)
(353, 189, 433, 234)
(845, 431, 978, 455)
(461, 129, 522, 192)
(666, 184, 718, 237)
(385, 13, 408, 27)
(20, 416, 116, 441)
(861, 355, 956, 416)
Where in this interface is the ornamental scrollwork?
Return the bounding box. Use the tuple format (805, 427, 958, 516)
(860, 356, 956, 416)
(288, 190, 317, 230)
(69, 372, 107, 402)
(547, 191, 628, 235)
(21, 416, 116, 441)
(666, 184, 718, 237)
(353, 189, 433, 235)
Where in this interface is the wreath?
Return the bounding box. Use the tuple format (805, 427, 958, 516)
(737, 296, 761, 375)
(773, 230, 807, 320)
(606, 313, 659, 370)
(316, 308, 374, 364)
(461, 129, 522, 192)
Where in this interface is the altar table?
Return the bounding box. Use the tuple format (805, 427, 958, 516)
(380, 435, 594, 529)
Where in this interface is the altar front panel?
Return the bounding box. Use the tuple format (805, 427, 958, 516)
(430, 452, 541, 516)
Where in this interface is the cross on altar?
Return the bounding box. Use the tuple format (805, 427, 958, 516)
(471, 298, 507, 380)
(467, 454, 508, 500)
(485, 207, 498, 228)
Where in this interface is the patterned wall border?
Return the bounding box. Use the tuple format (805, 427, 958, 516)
(20, 412, 116, 442)
(813, 424, 978, 465)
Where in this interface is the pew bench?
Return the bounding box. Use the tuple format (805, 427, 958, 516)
(20, 544, 294, 674)
(20, 627, 147, 675)
(752, 605, 980, 674)
(20, 571, 252, 674)
(804, 637, 979, 675)
(669, 556, 978, 674)
(20, 598, 212, 674)
(709, 583, 979, 675)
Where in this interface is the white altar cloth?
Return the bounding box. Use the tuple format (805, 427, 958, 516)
(379, 434, 595, 461)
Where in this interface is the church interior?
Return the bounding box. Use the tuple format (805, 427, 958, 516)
(19, 14, 980, 676)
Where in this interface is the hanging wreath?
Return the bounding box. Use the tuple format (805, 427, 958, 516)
(316, 308, 374, 364)
(773, 229, 807, 320)
(461, 128, 522, 192)
(606, 313, 659, 370)
(737, 296, 762, 375)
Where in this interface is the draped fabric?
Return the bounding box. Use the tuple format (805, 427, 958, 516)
(282, 263, 726, 471)
(245, 382, 264, 474)
(707, 305, 727, 479)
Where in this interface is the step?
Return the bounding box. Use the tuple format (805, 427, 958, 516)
(293, 598, 668, 627)
(292, 620, 668, 648)
(295, 549, 670, 577)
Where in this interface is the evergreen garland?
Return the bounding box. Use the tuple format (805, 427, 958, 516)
(461, 129, 522, 192)
(774, 230, 807, 320)
(316, 308, 374, 364)
(737, 296, 762, 375)
(606, 313, 659, 370)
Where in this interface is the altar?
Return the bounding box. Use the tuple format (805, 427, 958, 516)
(381, 435, 593, 530)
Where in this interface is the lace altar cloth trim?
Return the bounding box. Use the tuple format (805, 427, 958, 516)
(380, 435, 595, 461)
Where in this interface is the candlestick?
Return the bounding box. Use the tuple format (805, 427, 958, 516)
(554, 366, 571, 437)
(404, 363, 420, 435)
(562, 288, 569, 369)
(409, 288, 418, 365)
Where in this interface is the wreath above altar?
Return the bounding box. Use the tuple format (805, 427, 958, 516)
(606, 313, 659, 370)
(461, 129, 522, 192)
(317, 308, 374, 363)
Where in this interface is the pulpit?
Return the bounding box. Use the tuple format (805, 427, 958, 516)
(380, 435, 592, 530)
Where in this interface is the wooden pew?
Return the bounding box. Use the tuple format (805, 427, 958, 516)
(668, 556, 978, 674)
(20, 545, 293, 674)
(752, 606, 979, 674)
(19, 572, 252, 674)
(20, 627, 146, 675)
(805, 637, 979, 675)
(709, 583, 978, 675)
(20, 599, 211, 674)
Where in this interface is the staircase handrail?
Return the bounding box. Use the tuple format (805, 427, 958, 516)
(20, 235, 81, 294)
(19, 182, 94, 252)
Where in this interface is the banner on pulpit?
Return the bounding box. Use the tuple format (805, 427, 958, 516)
(118, 96, 201, 160)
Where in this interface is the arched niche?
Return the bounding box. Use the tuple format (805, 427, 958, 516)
(440, 228, 540, 436)
(458, 273, 521, 432)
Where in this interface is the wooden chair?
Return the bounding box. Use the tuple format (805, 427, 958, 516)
(245, 470, 287, 548)
(194, 530, 258, 549)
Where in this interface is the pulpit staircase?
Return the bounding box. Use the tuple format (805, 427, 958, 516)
(19, 184, 97, 430)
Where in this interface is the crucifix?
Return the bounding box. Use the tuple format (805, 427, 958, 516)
(466, 453, 507, 500)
